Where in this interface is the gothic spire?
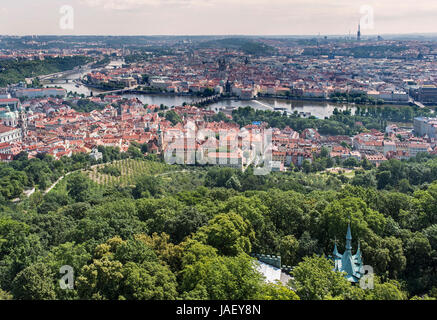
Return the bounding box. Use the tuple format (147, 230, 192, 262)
(345, 223, 352, 250)
(333, 239, 339, 256)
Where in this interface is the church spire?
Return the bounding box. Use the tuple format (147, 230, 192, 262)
(331, 224, 364, 283)
(333, 239, 339, 256)
(345, 223, 352, 251)
(355, 239, 361, 260)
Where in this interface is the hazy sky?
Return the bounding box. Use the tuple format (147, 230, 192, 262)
(0, 0, 436, 36)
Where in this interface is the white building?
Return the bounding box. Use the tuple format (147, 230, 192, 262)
(367, 90, 409, 102)
(0, 125, 22, 144)
(15, 88, 66, 99)
(90, 148, 103, 161)
(252, 254, 293, 286)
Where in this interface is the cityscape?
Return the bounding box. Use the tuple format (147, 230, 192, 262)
(3, 33, 437, 168)
(0, 0, 437, 311)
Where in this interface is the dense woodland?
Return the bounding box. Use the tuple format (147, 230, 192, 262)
(196, 38, 277, 56)
(1, 141, 437, 300)
(0, 56, 92, 87)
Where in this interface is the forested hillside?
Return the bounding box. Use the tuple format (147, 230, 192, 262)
(0, 56, 91, 86)
(0, 145, 436, 300)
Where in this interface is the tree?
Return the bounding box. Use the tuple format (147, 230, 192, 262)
(11, 263, 56, 300)
(225, 175, 241, 190)
(66, 173, 92, 203)
(398, 178, 414, 194)
(28, 212, 76, 248)
(413, 182, 437, 226)
(133, 175, 163, 199)
(165, 110, 182, 125)
(291, 255, 357, 300)
(376, 171, 392, 189)
(0, 218, 44, 292)
(364, 277, 407, 300)
(205, 167, 237, 188)
(279, 235, 299, 266)
(165, 206, 209, 243)
(37, 192, 71, 214)
(134, 233, 183, 273)
(381, 237, 407, 279)
(0, 289, 12, 300)
(195, 213, 255, 256)
(44, 242, 92, 277)
(108, 239, 151, 263)
(256, 281, 300, 300)
(262, 189, 307, 237)
(404, 232, 433, 292)
(320, 147, 329, 158)
(76, 256, 124, 300)
(60, 202, 91, 220)
(343, 157, 360, 168)
(297, 231, 319, 259)
(351, 171, 377, 188)
(141, 143, 149, 153)
(361, 158, 373, 170)
(423, 224, 437, 250)
(220, 195, 269, 249)
(121, 261, 178, 300)
(76, 237, 177, 300)
(318, 197, 386, 250)
(127, 145, 143, 159)
(180, 250, 264, 300)
(302, 160, 311, 173)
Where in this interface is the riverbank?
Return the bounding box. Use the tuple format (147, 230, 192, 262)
(254, 94, 413, 106)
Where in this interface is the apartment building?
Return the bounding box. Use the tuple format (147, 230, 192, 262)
(414, 117, 437, 138)
(15, 88, 66, 99)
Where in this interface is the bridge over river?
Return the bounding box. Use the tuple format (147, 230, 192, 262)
(36, 62, 94, 84)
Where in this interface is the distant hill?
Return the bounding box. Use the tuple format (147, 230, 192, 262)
(196, 38, 277, 55)
(0, 56, 91, 87)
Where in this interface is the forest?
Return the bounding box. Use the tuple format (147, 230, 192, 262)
(0, 56, 92, 86)
(0, 143, 436, 300)
(196, 38, 277, 56)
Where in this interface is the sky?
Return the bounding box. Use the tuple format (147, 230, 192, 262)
(0, 0, 437, 36)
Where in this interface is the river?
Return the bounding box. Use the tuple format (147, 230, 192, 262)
(50, 81, 358, 119)
(206, 98, 356, 119)
(102, 91, 357, 118)
(47, 65, 360, 119)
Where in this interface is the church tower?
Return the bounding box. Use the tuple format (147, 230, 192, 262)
(330, 223, 364, 283)
(157, 123, 164, 148)
(18, 109, 28, 136)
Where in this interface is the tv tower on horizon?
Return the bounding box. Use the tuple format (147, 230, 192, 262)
(357, 23, 361, 41)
